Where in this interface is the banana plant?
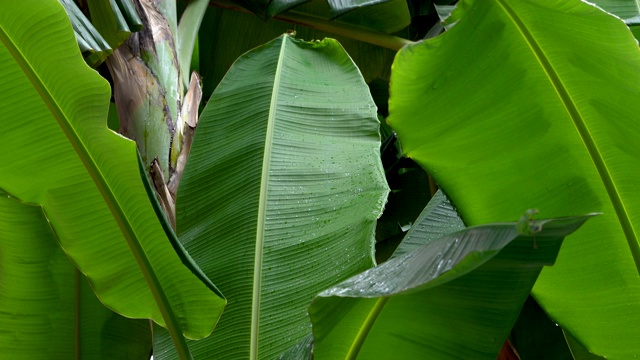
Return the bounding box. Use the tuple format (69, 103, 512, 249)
(0, 1, 224, 358)
(3, 0, 640, 358)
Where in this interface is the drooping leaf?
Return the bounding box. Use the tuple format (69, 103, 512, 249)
(267, 0, 311, 18)
(388, 0, 640, 358)
(282, 0, 409, 34)
(309, 208, 593, 359)
(198, 5, 396, 103)
(0, 0, 224, 345)
(154, 34, 389, 359)
(245, 0, 416, 36)
(0, 193, 152, 359)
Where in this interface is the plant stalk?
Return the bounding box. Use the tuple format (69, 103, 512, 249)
(210, 0, 415, 51)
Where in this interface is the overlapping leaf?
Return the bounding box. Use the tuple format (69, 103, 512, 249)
(59, 0, 113, 67)
(325, 0, 410, 33)
(0, 194, 151, 359)
(310, 192, 592, 359)
(154, 34, 389, 359)
(197, 6, 397, 102)
(0, 0, 224, 343)
(388, 0, 640, 358)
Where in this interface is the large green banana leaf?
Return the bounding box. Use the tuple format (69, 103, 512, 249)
(0, 193, 151, 359)
(154, 34, 389, 359)
(388, 0, 640, 358)
(0, 0, 224, 346)
(309, 191, 592, 359)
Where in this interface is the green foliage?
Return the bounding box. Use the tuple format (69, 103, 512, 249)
(310, 193, 592, 359)
(154, 34, 389, 359)
(388, 0, 640, 358)
(0, 0, 224, 350)
(0, 193, 152, 358)
(1, 0, 639, 359)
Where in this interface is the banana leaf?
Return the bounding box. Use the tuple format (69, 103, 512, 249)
(228, 0, 309, 19)
(324, 0, 411, 33)
(86, 0, 143, 50)
(388, 0, 640, 358)
(198, 6, 396, 103)
(509, 296, 573, 360)
(0, 194, 152, 359)
(389, 190, 464, 258)
(176, 0, 209, 89)
(588, 0, 640, 41)
(589, 0, 640, 25)
(59, 0, 113, 68)
(309, 197, 593, 359)
(153, 34, 389, 359)
(565, 331, 606, 360)
(0, 0, 224, 349)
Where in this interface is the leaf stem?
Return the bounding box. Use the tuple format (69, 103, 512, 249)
(346, 297, 389, 359)
(209, 0, 414, 51)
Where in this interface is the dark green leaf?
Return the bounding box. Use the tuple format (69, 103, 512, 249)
(310, 213, 593, 359)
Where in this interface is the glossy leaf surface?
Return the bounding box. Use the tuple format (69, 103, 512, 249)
(589, 0, 640, 24)
(310, 205, 592, 359)
(388, 0, 640, 358)
(390, 190, 464, 259)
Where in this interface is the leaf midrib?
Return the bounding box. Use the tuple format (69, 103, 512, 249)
(0, 15, 192, 359)
(495, 0, 640, 273)
(251, 34, 289, 360)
